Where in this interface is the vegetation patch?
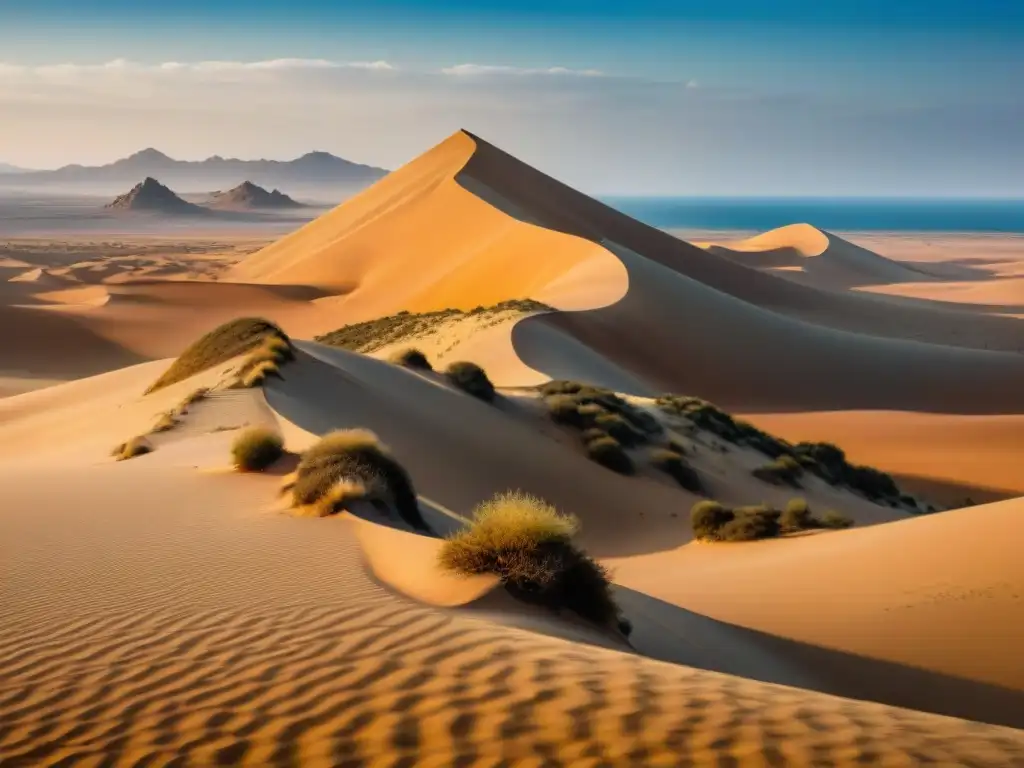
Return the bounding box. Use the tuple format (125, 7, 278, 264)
(585, 435, 635, 475)
(315, 299, 553, 354)
(112, 436, 153, 462)
(542, 381, 662, 437)
(285, 429, 427, 529)
(390, 347, 432, 371)
(691, 497, 852, 542)
(147, 317, 292, 393)
(439, 491, 627, 632)
(752, 455, 804, 488)
(649, 448, 703, 493)
(657, 395, 790, 457)
(231, 427, 284, 472)
(445, 361, 496, 402)
(239, 359, 283, 389)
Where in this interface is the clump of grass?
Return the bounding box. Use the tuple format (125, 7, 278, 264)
(316, 479, 373, 517)
(779, 497, 813, 531)
(445, 361, 496, 402)
(178, 387, 209, 410)
(585, 435, 635, 475)
(820, 510, 853, 529)
(649, 448, 703, 493)
(579, 427, 609, 443)
(792, 441, 900, 502)
(546, 395, 588, 427)
(390, 347, 432, 371)
(439, 491, 625, 631)
(690, 501, 733, 540)
(289, 429, 426, 530)
(112, 436, 153, 461)
(240, 360, 282, 388)
(752, 455, 803, 487)
(657, 395, 790, 457)
(152, 411, 178, 433)
(231, 427, 284, 472)
(593, 413, 644, 447)
(146, 317, 291, 394)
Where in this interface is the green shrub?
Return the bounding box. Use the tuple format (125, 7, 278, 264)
(649, 448, 702, 493)
(390, 347, 432, 370)
(291, 429, 426, 530)
(439, 492, 622, 629)
(445, 361, 496, 402)
(752, 455, 803, 487)
(147, 317, 290, 393)
(231, 427, 284, 471)
(585, 436, 635, 475)
(112, 436, 152, 461)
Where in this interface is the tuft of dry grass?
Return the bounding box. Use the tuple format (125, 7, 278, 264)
(439, 492, 624, 630)
(152, 412, 179, 433)
(585, 435, 635, 475)
(389, 347, 432, 370)
(752, 455, 803, 487)
(240, 360, 282, 388)
(112, 436, 153, 462)
(231, 427, 284, 472)
(147, 317, 291, 393)
(290, 429, 427, 530)
(178, 387, 209, 410)
(820, 510, 854, 529)
(313, 479, 372, 517)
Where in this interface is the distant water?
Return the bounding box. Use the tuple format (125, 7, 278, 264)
(602, 197, 1024, 234)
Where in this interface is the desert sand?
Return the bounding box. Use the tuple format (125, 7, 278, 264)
(2, 130, 1024, 765)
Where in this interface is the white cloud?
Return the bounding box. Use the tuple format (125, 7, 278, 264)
(440, 63, 604, 77)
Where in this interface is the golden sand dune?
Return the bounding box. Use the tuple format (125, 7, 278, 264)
(697, 223, 938, 288)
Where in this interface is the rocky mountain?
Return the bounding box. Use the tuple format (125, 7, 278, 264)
(1, 148, 386, 195)
(105, 177, 207, 215)
(205, 181, 305, 210)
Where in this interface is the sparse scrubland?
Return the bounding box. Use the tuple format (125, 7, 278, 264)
(439, 491, 628, 634)
(691, 498, 852, 542)
(657, 393, 923, 510)
(315, 299, 553, 353)
(147, 317, 293, 393)
(284, 429, 426, 529)
(445, 361, 496, 402)
(111, 436, 153, 462)
(231, 427, 284, 472)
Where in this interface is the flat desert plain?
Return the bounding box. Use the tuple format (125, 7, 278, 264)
(2, 131, 1024, 766)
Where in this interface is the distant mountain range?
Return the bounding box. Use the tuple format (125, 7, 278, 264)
(104, 177, 312, 217)
(0, 148, 387, 197)
(0, 162, 30, 174)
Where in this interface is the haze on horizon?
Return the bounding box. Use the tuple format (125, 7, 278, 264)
(0, 0, 1022, 197)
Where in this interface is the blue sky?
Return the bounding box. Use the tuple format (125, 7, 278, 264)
(1, 0, 1022, 195)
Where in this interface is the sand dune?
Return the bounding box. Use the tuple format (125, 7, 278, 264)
(4, 129, 1024, 764)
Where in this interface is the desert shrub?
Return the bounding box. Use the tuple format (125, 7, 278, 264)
(546, 395, 588, 427)
(752, 455, 803, 487)
(845, 465, 899, 501)
(649, 448, 702, 493)
(780, 497, 812, 530)
(445, 361, 496, 402)
(658, 395, 792, 456)
(731, 505, 782, 538)
(231, 427, 284, 471)
(316, 479, 372, 516)
(585, 436, 635, 475)
(593, 413, 644, 447)
(390, 347, 432, 370)
(262, 336, 296, 363)
(147, 317, 290, 393)
(290, 429, 426, 530)
(539, 380, 588, 396)
(112, 436, 152, 461)
(179, 387, 209, 410)
(690, 500, 733, 540)
(820, 510, 853, 529)
(580, 428, 609, 443)
(718, 515, 773, 542)
(240, 360, 282, 388)
(439, 492, 622, 628)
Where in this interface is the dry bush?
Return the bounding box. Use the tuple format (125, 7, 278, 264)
(290, 429, 426, 530)
(240, 360, 282, 388)
(178, 387, 209, 410)
(780, 497, 813, 531)
(231, 427, 284, 472)
(752, 455, 803, 487)
(585, 436, 635, 475)
(147, 317, 290, 393)
(390, 347, 432, 370)
(820, 510, 854, 529)
(444, 361, 496, 402)
(649, 448, 703, 493)
(690, 500, 734, 540)
(112, 436, 153, 461)
(439, 492, 624, 630)
(152, 412, 178, 433)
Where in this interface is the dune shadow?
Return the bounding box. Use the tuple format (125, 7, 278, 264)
(614, 585, 1024, 730)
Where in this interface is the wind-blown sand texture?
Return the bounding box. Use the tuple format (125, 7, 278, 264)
(3, 130, 1024, 765)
